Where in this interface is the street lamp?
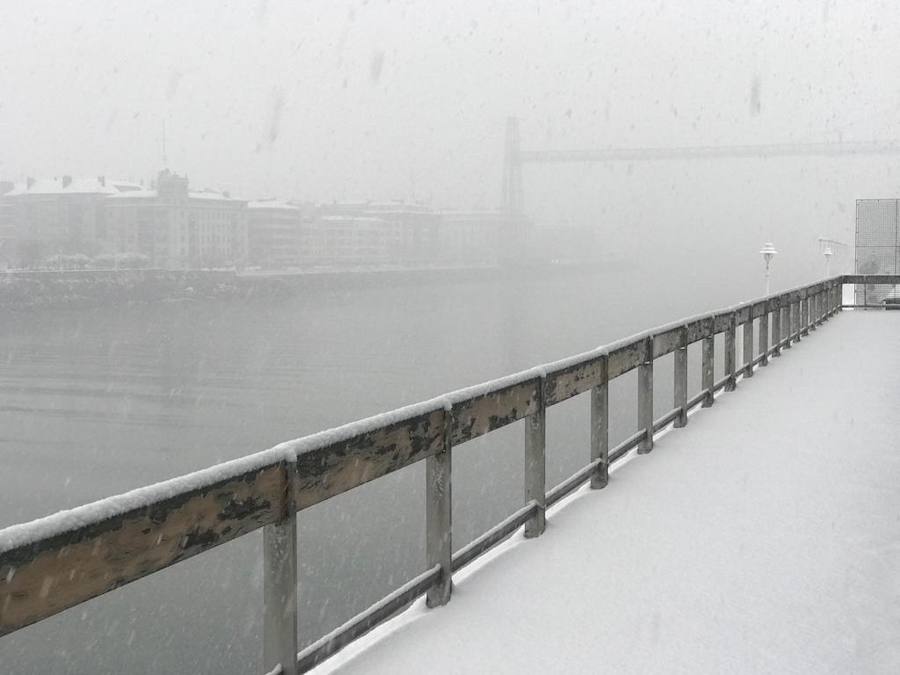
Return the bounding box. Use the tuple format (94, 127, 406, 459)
(760, 242, 777, 295)
(822, 244, 833, 279)
(818, 237, 846, 279)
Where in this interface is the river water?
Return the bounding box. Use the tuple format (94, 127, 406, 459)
(1, 264, 753, 673)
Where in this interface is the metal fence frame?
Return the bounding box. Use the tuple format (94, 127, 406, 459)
(856, 199, 900, 304)
(1, 274, 895, 674)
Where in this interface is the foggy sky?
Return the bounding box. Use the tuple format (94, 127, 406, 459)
(2, 0, 899, 286)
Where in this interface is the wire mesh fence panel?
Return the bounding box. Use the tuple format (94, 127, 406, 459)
(856, 199, 899, 304)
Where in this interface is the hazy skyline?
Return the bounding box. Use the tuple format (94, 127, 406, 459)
(2, 0, 900, 284)
(1, 2, 897, 197)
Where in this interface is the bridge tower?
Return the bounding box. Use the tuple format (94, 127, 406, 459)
(498, 116, 900, 264)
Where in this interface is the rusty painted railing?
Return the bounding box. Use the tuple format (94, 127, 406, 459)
(1, 274, 895, 674)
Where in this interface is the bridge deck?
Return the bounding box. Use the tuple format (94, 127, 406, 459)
(318, 311, 900, 674)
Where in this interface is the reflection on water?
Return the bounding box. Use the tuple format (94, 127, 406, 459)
(0, 267, 746, 673)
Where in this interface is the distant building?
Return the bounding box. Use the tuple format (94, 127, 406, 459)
(299, 214, 395, 267)
(314, 201, 439, 267)
(360, 202, 440, 265)
(246, 200, 306, 268)
(3, 176, 142, 267)
(0, 171, 513, 271)
(437, 209, 504, 265)
(104, 170, 247, 269)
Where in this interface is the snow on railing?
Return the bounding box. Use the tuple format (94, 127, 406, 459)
(1, 274, 895, 674)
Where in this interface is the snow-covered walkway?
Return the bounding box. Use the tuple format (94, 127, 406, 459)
(319, 311, 900, 674)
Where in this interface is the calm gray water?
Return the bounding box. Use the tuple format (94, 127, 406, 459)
(0, 265, 750, 673)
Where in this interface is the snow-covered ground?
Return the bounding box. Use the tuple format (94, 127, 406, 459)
(318, 310, 900, 674)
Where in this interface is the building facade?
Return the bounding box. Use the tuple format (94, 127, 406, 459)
(104, 171, 247, 269)
(3, 176, 142, 267)
(299, 214, 395, 267)
(312, 201, 441, 267)
(246, 200, 306, 269)
(0, 172, 511, 271)
(437, 209, 504, 266)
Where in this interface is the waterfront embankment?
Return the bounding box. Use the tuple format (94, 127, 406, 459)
(0, 270, 263, 310)
(0, 263, 611, 310)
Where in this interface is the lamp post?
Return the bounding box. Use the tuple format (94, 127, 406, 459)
(817, 237, 846, 279)
(822, 244, 833, 279)
(760, 242, 777, 295)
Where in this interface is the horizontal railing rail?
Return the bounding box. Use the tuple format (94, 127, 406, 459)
(841, 274, 900, 309)
(2, 274, 897, 674)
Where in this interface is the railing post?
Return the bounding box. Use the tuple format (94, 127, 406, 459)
(793, 301, 800, 341)
(805, 296, 811, 334)
(742, 317, 753, 377)
(263, 461, 298, 675)
(701, 331, 714, 407)
(790, 301, 797, 344)
(426, 411, 452, 607)
(800, 292, 812, 335)
(673, 327, 688, 427)
(724, 313, 736, 391)
(771, 299, 781, 357)
(759, 306, 769, 366)
(784, 302, 793, 349)
(524, 377, 546, 537)
(590, 356, 609, 488)
(637, 337, 654, 454)
(809, 292, 818, 330)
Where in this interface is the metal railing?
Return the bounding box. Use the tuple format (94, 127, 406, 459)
(1, 275, 895, 674)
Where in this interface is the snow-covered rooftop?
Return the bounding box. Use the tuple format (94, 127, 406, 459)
(188, 189, 242, 202)
(319, 311, 900, 674)
(247, 199, 301, 210)
(318, 215, 387, 224)
(105, 189, 243, 202)
(319, 201, 435, 216)
(5, 177, 142, 196)
(105, 189, 157, 200)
